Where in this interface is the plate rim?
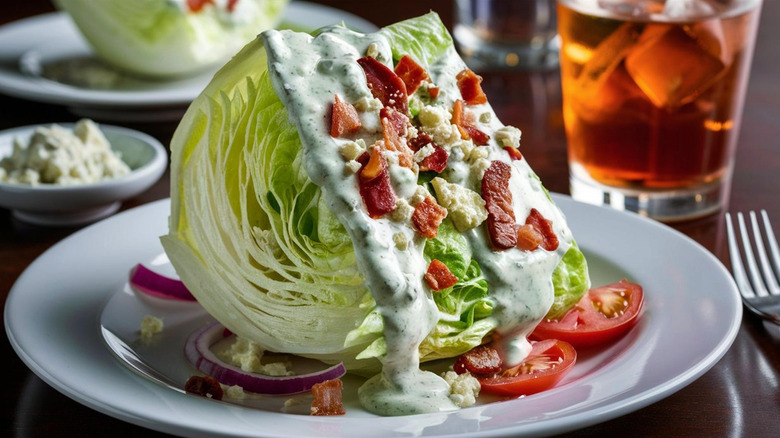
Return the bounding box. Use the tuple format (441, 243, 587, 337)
(4, 195, 742, 437)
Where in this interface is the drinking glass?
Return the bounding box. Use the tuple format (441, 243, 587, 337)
(557, 0, 763, 221)
(454, 0, 560, 70)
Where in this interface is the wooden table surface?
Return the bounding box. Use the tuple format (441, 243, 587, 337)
(2, 1, 779, 437)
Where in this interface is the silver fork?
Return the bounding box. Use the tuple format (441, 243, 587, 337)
(725, 210, 780, 325)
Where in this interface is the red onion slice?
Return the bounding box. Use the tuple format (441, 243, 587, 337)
(129, 263, 196, 301)
(184, 322, 347, 395)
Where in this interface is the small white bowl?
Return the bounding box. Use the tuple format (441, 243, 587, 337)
(0, 123, 167, 226)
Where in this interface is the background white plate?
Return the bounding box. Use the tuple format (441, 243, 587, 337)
(0, 1, 378, 122)
(4, 195, 742, 437)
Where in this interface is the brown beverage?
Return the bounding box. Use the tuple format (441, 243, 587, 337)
(558, 0, 761, 201)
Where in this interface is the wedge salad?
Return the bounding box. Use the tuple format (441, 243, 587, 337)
(158, 12, 643, 416)
(54, 0, 288, 77)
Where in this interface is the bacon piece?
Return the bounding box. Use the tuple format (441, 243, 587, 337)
(359, 146, 384, 181)
(516, 223, 544, 251)
(394, 55, 429, 95)
(310, 379, 346, 416)
(184, 375, 224, 400)
(425, 259, 459, 291)
(408, 131, 433, 152)
(456, 69, 488, 105)
(481, 160, 517, 250)
(468, 126, 490, 146)
(187, 0, 213, 12)
(452, 100, 490, 146)
(427, 86, 440, 100)
(357, 56, 408, 114)
(504, 146, 523, 161)
(189, 0, 237, 12)
(380, 106, 408, 137)
(412, 196, 447, 238)
(330, 94, 361, 138)
(420, 146, 448, 173)
(453, 344, 502, 375)
(381, 116, 414, 168)
(525, 208, 559, 251)
(357, 148, 397, 218)
(407, 131, 447, 173)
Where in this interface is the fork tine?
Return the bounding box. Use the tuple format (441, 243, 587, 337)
(749, 211, 779, 295)
(737, 212, 770, 297)
(726, 212, 755, 298)
(759, 210, 780, 295)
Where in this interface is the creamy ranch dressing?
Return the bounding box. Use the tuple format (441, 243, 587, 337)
(263, 25, 571, 415)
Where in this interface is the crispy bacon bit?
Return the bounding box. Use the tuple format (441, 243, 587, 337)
(187, 0, 213, 12)
(516, 223, 544, 251)
(380, 106, 408, 137)
(482, 160, 517, 250)
(453, 345, 502, 375)
(525, 208, 559, 251)
(504, 146, 523, 161)
(408, 131, 433, 152)
(381, 116, 414, 168)
(360, 145, 385, 181)
(425, 259, 459, 291)
(420, 146, 448, 173)
(408, 132, 448, 173)
(184, 375, 224, 400)
(412, 196, 447, 238)
(451, 99, 467, 140)
(456, 69, 488, 105)
(468, 125, 491, 146)
(357, 148, 397, 218)
(310, 379, 346, 416)
(452, 100, 490, 146)
(330, 94, 361, 138)
(357, 56, 408, 114)
(394, 55, 429, 95)
(427, 86, 440, 100)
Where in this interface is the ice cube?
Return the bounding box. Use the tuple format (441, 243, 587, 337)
(625, 23, 727, 108)
(577, 65, 651, 124)
(662, 0, 717, 18)
(575, 22, 644, 99)
(597, 0, 665, 18)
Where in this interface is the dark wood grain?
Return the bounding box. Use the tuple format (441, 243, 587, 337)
(2, 1, 779, 437)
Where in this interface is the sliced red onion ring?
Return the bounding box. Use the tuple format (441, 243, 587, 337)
(129, 263, 196, 301)
(184, 321, 347, 395)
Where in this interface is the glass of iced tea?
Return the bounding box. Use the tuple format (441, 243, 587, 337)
(557, 0, 762, 221)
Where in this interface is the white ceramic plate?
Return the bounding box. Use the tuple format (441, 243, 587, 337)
(5, 195, 742, 437)
(0, 1, 378, 122)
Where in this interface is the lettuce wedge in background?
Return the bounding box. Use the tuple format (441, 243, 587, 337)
(162, 12, 589, 413)
(54, 0, 288, 78)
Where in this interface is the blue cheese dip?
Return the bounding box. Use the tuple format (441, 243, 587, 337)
(262, 24, 572, 415)
(0, 119, 130, 186)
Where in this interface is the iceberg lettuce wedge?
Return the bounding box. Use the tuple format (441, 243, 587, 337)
(163, 12, 590, 414)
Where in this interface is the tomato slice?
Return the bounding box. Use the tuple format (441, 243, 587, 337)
(478, 339, 576, 397)
(531, 279, 644, 348)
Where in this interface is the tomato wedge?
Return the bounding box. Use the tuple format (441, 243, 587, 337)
(531, 279, 644, 348)
(478, 339, 576, 397)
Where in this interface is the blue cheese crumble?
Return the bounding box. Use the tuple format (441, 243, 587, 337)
(0, 119, 130, 185)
